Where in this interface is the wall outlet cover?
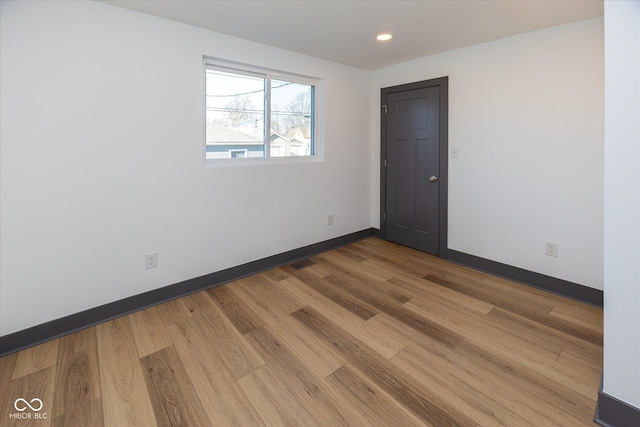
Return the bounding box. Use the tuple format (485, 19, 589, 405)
(145, 252, 158, 269)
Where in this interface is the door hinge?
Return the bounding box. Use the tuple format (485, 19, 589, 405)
(384, 159, 387, 167)
(384, 212, 387, 221)
(382, 105, 388, 114)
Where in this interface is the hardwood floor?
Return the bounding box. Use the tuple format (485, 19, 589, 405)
(0, 238, 603, 426)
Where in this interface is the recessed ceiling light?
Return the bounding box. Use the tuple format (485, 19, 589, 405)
(376, 34, 393, 41)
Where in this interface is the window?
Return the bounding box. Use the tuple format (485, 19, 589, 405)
(204, 58, 323, 165)
(229, 149, 248, 158)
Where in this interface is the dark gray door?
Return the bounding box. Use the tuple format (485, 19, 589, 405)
(384, 86, 440, 255)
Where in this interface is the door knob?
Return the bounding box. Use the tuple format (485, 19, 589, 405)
(429, 176, 438, 182)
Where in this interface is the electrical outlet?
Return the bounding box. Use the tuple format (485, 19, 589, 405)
(145, 252, 158, 269)
(545, 242, 558, 257)
(327, 214, 334, 225)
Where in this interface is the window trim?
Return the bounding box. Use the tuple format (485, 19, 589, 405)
(203, 57, 324, 168)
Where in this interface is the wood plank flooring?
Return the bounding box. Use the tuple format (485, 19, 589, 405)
(0, 238, 603, 426)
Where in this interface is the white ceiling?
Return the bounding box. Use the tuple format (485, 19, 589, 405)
(100, 0, 603, 70)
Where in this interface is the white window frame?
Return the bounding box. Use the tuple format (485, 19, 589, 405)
(203, 57, 324, 168)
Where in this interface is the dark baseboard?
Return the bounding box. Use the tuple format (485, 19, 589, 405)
(595, 378, 640, 427)
(447, 250, 603, 307)
(0, 228, 376, 357)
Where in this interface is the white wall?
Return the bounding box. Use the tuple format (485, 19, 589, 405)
(603, 0, 640, 409)
(372, 18, 604, 290)
(0, 0, 373, 335)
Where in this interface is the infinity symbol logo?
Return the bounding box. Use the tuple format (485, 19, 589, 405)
(14, 398, 43, 412)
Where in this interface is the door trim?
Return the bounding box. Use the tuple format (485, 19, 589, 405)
(380, 76, 449, 258)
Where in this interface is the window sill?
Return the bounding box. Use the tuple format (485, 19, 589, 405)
(203, 155, 324, 169)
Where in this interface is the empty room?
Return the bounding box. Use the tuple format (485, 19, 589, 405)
(1, 1, 638, 426)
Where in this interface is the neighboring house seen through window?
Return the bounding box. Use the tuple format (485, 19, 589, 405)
(204, 58, 323, 165)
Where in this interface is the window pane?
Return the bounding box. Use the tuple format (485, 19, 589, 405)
(270, 80, 313, 157)
(230, 149, 247, 158)
(205, 69, 265, 159)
